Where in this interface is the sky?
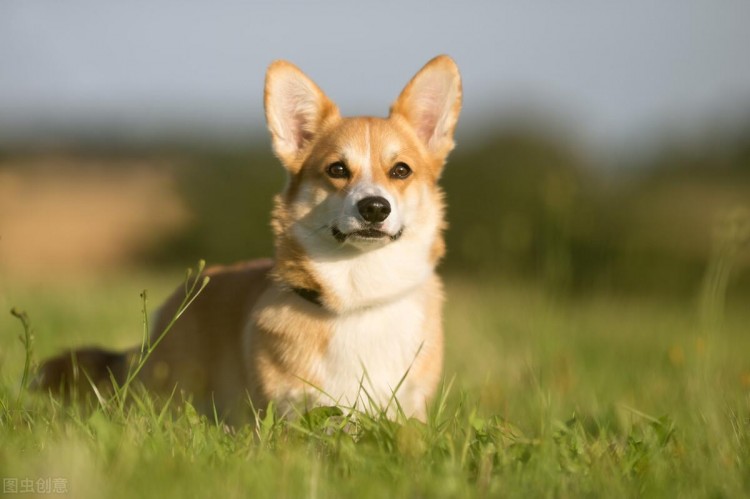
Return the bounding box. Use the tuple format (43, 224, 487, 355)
(2, 1, 750, 152)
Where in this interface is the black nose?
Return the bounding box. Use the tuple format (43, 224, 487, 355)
(357, 196, 391, 223)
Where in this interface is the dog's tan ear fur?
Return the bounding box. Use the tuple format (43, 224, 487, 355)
(264, 61, 340, 172)
(390, 55, 462, 164)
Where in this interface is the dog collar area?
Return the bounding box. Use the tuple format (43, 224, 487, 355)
(292, 287, 323, 307)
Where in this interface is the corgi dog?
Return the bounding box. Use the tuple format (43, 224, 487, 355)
(37, 55, 462, 422)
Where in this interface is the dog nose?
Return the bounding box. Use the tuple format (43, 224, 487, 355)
(357, 196, 391, 223)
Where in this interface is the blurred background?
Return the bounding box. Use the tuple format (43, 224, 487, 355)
(1, 0, 749, 300)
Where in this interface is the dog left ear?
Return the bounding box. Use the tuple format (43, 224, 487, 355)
(264, 61, 340, 172)
(390, 55, 462, 164)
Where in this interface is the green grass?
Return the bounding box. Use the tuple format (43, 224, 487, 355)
(1, 270, 749, 498)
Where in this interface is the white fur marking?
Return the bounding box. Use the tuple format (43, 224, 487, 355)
(316, 291, 427, 414)
(341, 122, 372, 181)
(382, 138, 402, 164)
(310, 224, 434, 309)
(363, 122, 372, 181)
(293, 178, 440, 311)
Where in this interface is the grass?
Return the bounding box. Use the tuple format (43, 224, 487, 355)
(1, 268, 749, 498)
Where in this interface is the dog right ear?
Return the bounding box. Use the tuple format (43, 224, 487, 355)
(264, 61, 340, 172)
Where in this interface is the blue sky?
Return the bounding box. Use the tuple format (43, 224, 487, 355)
(2, 1, 750, 151)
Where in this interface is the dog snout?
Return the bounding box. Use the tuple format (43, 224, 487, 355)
(357, 196, 391, 223)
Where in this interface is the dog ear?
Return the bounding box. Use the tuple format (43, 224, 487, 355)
(390, 55, 462, 163)
(264, 61, 340, 172)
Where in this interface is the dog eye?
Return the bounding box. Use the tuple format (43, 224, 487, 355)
(326, 161, 350, 179)
(389, 162, 412, 179)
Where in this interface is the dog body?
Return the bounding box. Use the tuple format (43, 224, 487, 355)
(38, 56, 462, 421)
(144, 259, 443, 420)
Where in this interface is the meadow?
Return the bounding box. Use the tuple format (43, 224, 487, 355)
(0, 131, 748, 497)
(1, 265, 748, 498)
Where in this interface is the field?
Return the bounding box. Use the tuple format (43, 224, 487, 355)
(1, 268, 749, 498)
(0, 139, 748, 497)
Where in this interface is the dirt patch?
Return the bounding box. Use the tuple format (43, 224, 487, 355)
(0, 155, 189, 279)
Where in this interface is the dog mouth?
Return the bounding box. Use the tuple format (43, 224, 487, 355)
(332, 226, 404, 243)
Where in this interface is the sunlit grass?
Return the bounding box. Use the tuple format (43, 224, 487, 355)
(1, 268, 749, 497)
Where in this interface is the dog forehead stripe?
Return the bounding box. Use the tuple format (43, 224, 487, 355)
(340, 122, 372, 181)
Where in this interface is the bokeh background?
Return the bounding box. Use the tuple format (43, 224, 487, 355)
(1, 1, 749, 300)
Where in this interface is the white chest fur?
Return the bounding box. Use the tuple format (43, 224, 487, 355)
(313, 290, 428, 415)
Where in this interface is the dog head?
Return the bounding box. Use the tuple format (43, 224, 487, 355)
(265, 56, 461, 308)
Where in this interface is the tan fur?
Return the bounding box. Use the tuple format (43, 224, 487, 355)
(245, 283, 331, 408)
(37, 56, 462, 423)
(142, 260, 272, 416)
(410, 275, 445, 396)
